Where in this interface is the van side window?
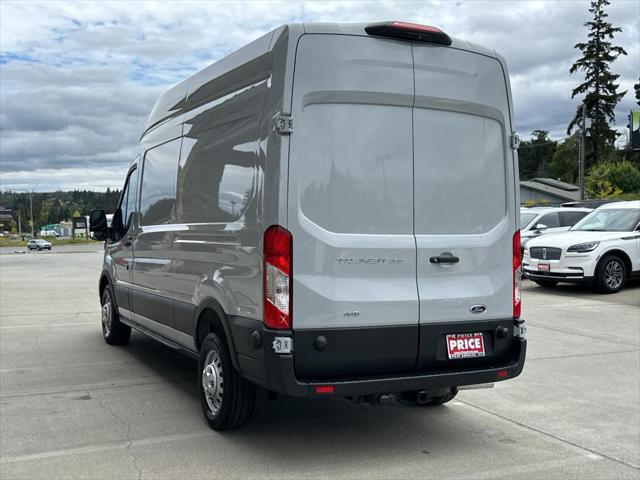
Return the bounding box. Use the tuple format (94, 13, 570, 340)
(117, 167, 138, 233)
(176, 116, 257, 224)
(139, 139, 182, 225)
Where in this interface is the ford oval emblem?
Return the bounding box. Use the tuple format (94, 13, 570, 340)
(470, 304, 486, 314)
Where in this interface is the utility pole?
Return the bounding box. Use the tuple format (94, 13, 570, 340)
(28, 191, 34, 238)
(578, 105, 590, 201)
(18, 214, 22, 238)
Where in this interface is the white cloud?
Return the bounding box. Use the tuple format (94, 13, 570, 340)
(0, 0, 638, 191)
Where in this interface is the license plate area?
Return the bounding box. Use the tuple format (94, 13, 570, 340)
(538, 263, 550, 272)
(446, 333, 485, 360)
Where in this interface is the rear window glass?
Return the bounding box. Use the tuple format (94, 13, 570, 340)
(414, 110, 507, 234)
(298, 103, 413, 234)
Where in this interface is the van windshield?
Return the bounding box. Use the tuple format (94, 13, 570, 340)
(571, 208, 640, 232)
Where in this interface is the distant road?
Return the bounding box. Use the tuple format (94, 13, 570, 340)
(0, 243, 104, 256)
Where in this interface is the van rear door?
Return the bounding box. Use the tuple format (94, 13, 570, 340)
(288, 34, 418, 379)
(411, 46, 517, 368)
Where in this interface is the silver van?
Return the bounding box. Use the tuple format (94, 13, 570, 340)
(90, 21, 526, 431)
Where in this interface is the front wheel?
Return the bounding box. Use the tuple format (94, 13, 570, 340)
(595, 254, 626, 293)
(534, 279, 558, 288)
(199, 333, 255, 431)
(101, 286, 131, 345)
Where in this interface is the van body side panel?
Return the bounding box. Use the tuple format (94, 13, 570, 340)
(169, 63, 270, 328)
(288, 34, 419, 377)
(131, 137, 183, 329)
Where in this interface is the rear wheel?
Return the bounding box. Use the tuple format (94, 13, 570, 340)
(100, 286, 131, 345)
(595, 254, 626, 294)
(199, 333, 256, 431)
(534, 279, 558, 288)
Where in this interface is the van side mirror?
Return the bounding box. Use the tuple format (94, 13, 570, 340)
(535, 223, 547, 232)
(89, 209, 108, 241)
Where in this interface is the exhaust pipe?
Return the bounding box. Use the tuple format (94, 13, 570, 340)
(458, 383, 494, 390)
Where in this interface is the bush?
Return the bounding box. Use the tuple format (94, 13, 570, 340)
(585, 160, 640, 198)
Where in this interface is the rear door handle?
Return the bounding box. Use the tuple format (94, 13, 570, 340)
(430, 254, 459, 264)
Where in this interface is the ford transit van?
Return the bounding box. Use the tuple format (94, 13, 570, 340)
(91, 21, 527, 431)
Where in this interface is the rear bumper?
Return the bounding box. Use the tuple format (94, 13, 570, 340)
(228, 317, 527, 398)
(524, 269, 594, 284)
(262, 337, 525, 398)
(523, 251, 597, 281)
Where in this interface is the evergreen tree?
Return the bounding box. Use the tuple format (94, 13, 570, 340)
(518, 130, 557, 180)
(635, 79, 639, 107)
(568, 0, 627, 168)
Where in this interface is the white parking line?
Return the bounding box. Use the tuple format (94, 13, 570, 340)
(0, 431, 216, 464)
(0, 322, 97, 330)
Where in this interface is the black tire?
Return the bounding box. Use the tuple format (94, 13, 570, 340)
(37, 247, 42, 251)
(100, 286, 131, 345)
(402, 388, 458, 406)
(534, 279, 558, 288)
(199, 333, 256, 431)
(594, 254, 626, 294)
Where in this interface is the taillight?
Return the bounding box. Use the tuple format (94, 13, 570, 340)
(365, 21, 452, 46)
(263, 225, 292, 329)
(513, 230, 522, 319)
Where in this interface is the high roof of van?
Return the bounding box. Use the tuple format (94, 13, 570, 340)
(141, 22, 504, 139)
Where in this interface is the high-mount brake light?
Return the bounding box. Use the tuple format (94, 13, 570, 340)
(365, 21, 452, 46)
(263, 225, 292, 329)
(513, 230, 522, 319)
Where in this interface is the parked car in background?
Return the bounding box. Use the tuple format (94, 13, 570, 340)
(27, 239, 52, 251)
(520, 207, 592, 253)
(39, 230, 60, 237)
(523, 201, 640, 293)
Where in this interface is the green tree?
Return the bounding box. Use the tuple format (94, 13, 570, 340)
(550, 134, 579, 183)
(635, 79, 640, 106)
(585, 160, 640, 198)
(0, 190, 121, 230)
(518, 130, 557, 180)
(568, 0, 627, 169)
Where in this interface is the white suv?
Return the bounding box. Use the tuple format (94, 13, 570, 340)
(523, 201, 640, 293)
(520, 207, 592, 253)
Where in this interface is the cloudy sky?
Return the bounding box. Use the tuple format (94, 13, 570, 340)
(1, 0, 638, 191)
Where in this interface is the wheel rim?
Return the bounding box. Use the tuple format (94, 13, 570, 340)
(202, 350, 224, 415)
(101, 296, 112, 337)
(604, 260, 624, 289)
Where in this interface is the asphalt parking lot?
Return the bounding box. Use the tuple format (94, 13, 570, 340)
(1, 246, 639, 479)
